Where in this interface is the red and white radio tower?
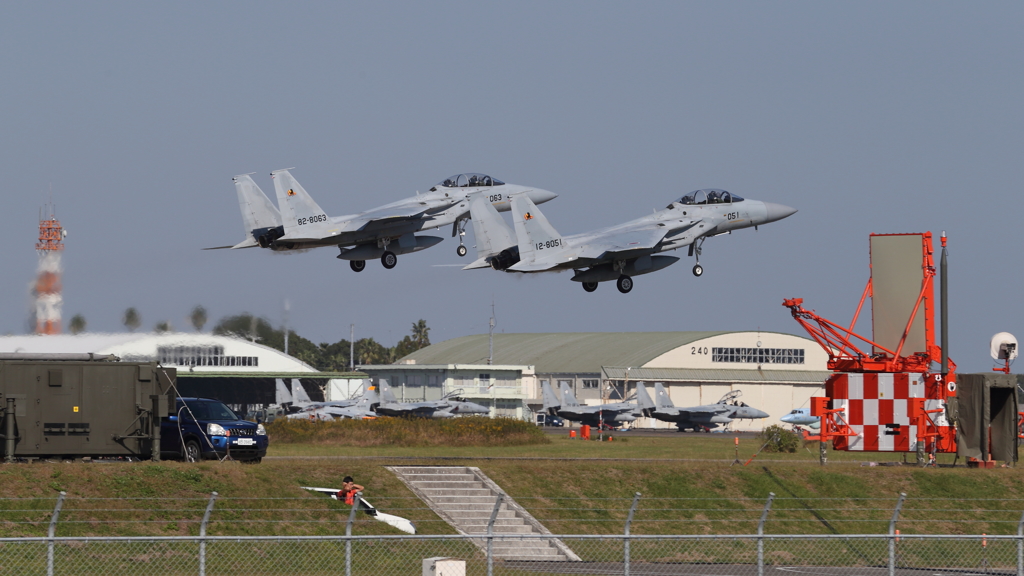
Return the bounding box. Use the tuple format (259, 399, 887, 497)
(34, 204, 65, 335)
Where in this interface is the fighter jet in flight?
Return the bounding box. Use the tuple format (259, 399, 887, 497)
(373, 379, 489, 419)
(212, 171, 557, 271)
(464, 189, 795, 293)
(541, 381, 639, 429)
(636, 383, 769, 432)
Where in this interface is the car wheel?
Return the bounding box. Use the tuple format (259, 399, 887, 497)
(616, 275, 633, 294)
(692, 264, 703, 277)
(350, 260, 366, 273)
(381, 251, 397, 269)
(456, 245, 468, 257)
(183, 440, 201, 463)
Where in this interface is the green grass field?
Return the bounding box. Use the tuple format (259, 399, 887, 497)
(1, 433, 1021, 540)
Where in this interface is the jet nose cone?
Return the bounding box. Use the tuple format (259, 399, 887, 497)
(763, 202, 797, 223)
(752, 409, 770, 419)
(530, 188, 558, 205)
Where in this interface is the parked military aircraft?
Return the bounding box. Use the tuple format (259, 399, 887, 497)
(210, 171, 556, 272)
(374, 379, 489, 418)
(780, 407, 820, 430)
(287, 385, 379, 421)
(464, 189, 795, 293)
(636, 383, 769, 432)
(541, 381, 639, 428)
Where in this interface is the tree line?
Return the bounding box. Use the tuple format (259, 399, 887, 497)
(65, 307, 431, 370)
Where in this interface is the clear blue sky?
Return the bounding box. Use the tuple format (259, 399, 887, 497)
(1, 2, 1020, 372)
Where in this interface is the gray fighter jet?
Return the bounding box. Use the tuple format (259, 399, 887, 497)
(287, 382, 380, 421)
(374, 379, 489, 419)
(464, 189, 795, 293)
(636, 383, 768, 432)
(213, 171, 557, 271)
(541, 381, 639, 429)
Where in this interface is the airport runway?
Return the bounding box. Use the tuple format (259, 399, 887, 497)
(503, 562, 1011, 576)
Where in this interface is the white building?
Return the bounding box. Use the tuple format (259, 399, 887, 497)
(398, 331, 832, 430)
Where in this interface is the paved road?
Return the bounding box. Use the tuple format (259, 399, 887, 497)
(504, 562, 1013, 576)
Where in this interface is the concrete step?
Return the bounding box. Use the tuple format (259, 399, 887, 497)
(418, 488, 494, 498)
(427, 494, 500, 503)
(412, 481, 485, 490)
(401, 475, 479, 484)
(461, 525, 535, 534)
(498, 555, 570, 562)
(492, 545, 562, 556)
(433, 503, 512, 512)
(392, 467, 472, 475)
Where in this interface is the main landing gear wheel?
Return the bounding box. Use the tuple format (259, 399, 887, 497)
(350, 260, 366, 273)
(381, 251, 398, 269)
(616, 275, 633, 294)
(692, 264, 703, 277)
(582, 281, 598, 293)
(456, 245, 468, 257)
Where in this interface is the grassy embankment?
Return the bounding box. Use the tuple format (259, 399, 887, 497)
(2, 418, 1022, 540)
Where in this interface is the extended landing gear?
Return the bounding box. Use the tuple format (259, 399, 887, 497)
(582, 281, 598, 293)
(350, 260, 366, 273)
(455, 217, 468, 256)
(688, 237, 706, 277)
(616, 275, 633, 294)
(381, 251, 397, 269)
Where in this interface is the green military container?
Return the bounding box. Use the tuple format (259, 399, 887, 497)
(0, 354, 175, 461)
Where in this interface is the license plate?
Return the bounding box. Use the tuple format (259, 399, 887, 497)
(234, 438, 255, 446)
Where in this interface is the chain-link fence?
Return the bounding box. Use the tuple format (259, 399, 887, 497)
(5, 492, 1024, 575)
(1, 534, 1022, 576)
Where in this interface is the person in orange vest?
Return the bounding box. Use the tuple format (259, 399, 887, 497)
(336, 476, 364, 505)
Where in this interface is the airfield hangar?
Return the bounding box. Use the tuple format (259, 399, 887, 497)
(366, 331, 831, 430)
(0, 334, 367, 413)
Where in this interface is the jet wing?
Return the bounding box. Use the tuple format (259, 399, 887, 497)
(203, 238, 260, 250)
(508, 258, 571, 272)
(339, 205, 432, 232)
(576, 228, 669, 261)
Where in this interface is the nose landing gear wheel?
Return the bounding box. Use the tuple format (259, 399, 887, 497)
(456, 245, 468, 257)
(381, 251, 398, 269)
(616, 275, 633, 294)
(350, 260, 366, 273)
(582, 281, 598, 293)
(692, 264, 703, 277)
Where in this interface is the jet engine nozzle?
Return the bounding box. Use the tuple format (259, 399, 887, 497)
(489, 247, 521, 271)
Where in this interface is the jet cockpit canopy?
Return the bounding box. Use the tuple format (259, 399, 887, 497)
(436, 173, 505, 188)
(675, 189, 744, 206)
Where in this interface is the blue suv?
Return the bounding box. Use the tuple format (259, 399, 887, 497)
(161, 397, 268, 463)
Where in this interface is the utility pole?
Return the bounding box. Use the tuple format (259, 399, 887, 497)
(488, 301, 496, 365)
(283, 299, 290, 355)
(350, 324, 355, 371)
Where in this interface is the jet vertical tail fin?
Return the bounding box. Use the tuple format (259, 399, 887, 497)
(559, 382, 581, 408)
(230, 174, 282, 248)
(291, 379, 312, 404)
(653, 383, 675, 409)
(635, 383, 656, 411)
(541, 381, 561, 412)
(377, 378, 399, 403)
(275, 378, 292, 405)
(271, 169, 331, 237)
(510, 193, 564, 262)
(469, 194, 517, 253)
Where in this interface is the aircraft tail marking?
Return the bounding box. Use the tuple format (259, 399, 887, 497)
(559, 381, 581, 408)
(468, 194, 516, 258)
(377, 378, 399, 403)
(653, 383, 675, 409)
(541, 380, 561, 411)
(291, 379, 313, 404)
(271, 169, 331, 234)
(510, 193, 563, 261)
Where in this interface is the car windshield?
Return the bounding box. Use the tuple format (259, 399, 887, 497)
(437, 173, 505, 188)
(676, 189, 744, 205)
(180, 400, 238, 421)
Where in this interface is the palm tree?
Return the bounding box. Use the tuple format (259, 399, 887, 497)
(68, 314, 86, 335)
(155, 321, 172, 333)
(123, 308, 141, 332)
(190, 305, 208, 332)
(411, 319, 431, 347)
